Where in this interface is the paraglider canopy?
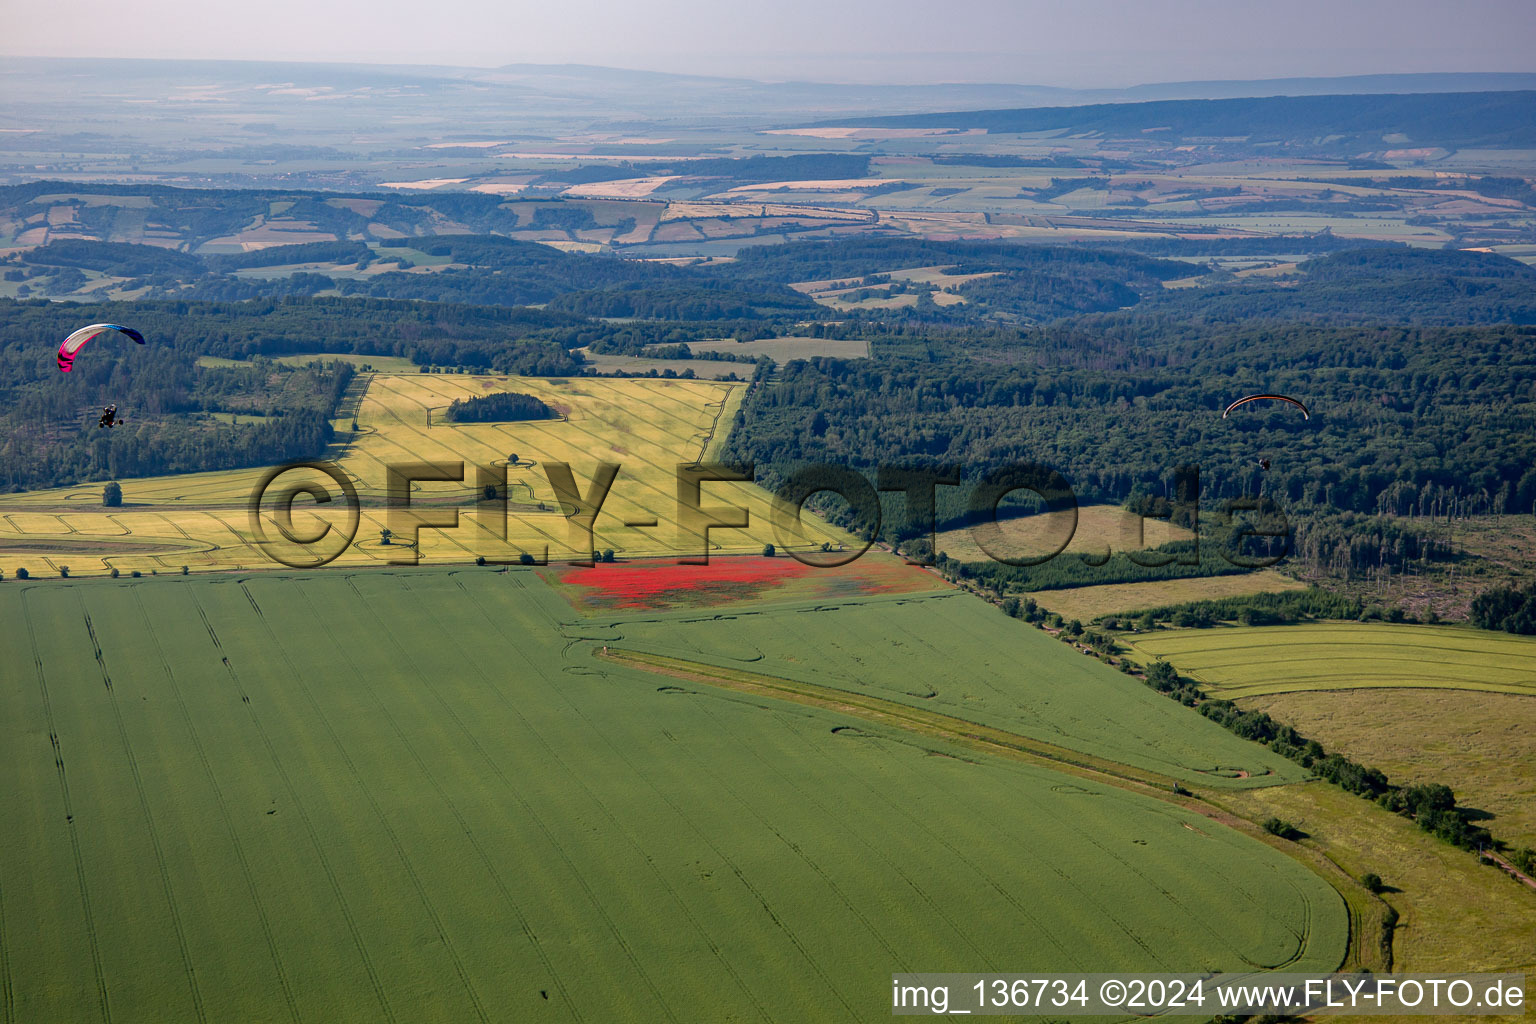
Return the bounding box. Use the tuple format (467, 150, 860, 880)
(57, 323, 145, 373)
(1222, 394, 1309, 420)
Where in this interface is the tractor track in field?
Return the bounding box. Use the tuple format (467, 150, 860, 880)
(680, 687, 1144, 971)
(287, 584, 493, 1024)
(235, 583, 400, 1024)
(141, 590, 302, 1024)
(0, 873, 9, 1024)
(79, 600, 208, 1024)
(347, 584, 593, 1023)
(19, 593, 110, 1024)
(657, 704, 909, 968)
(384, 574, 701, 1023)
(689, 704, 997, 969)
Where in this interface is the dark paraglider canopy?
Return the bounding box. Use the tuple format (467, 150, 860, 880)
(1222, 394, 1310, 420)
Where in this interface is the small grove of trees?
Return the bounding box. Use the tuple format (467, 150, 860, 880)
(103, 481, 123, 507)
(445, 392, 555, 423)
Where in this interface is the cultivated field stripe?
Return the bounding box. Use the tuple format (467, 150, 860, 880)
(14, 591, 108, 1024)
(1128, 623, 1536, 699)
(128, 588, 303, 1024)
(324, 577, 601, 1020)
(208, 582, 400, 1024)
(278, 583, 495, 1024)
(74, 595, 209, 1024)
(373, 574, 690, 1021)
(239, 581, 486, 1023)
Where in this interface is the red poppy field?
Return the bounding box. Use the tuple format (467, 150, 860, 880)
(545, 551, 949, 612)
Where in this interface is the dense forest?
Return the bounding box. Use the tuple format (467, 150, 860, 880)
(7, 218, 1536, 557)
(0, 337, 352, 491)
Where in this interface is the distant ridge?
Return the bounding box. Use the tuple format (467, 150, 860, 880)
(3, 57, 1534, 121)
(811, 90, 1536, 148)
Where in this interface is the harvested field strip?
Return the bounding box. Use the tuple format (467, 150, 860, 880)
(1128, 623, 1536, 699)
(1031, 569, 1306, 622)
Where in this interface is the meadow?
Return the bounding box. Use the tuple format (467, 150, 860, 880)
(0, 374, 848, 575)
(1239, 689, 1536, 849)
(1126, 622, 1536, 699)
(1212, 781, 1535, 1018)
(0, 569, 1347, 1023)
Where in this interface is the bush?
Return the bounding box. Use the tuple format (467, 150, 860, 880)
(130, 570, 142, 578)
(1261, 817, 1298, 840)
(180, 565, 189, 576)
(601, 549, 615, 563)
(110, 567, 120, 578)
(1360, 872, 1385, 893)
(475, 555, 487, 566)
(762, 543, 776, 557)
(103, 481, 123, 507)
(14, 567, 27, 579)
(1470, 581, 1536, 634)
(518, 552, 536, 566)
(59, 566, 69, 578)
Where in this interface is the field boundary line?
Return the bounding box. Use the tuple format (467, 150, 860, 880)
(604, 648, 1189, 793)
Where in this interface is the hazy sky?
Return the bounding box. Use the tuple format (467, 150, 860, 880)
(3, 0, 1533, 86)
